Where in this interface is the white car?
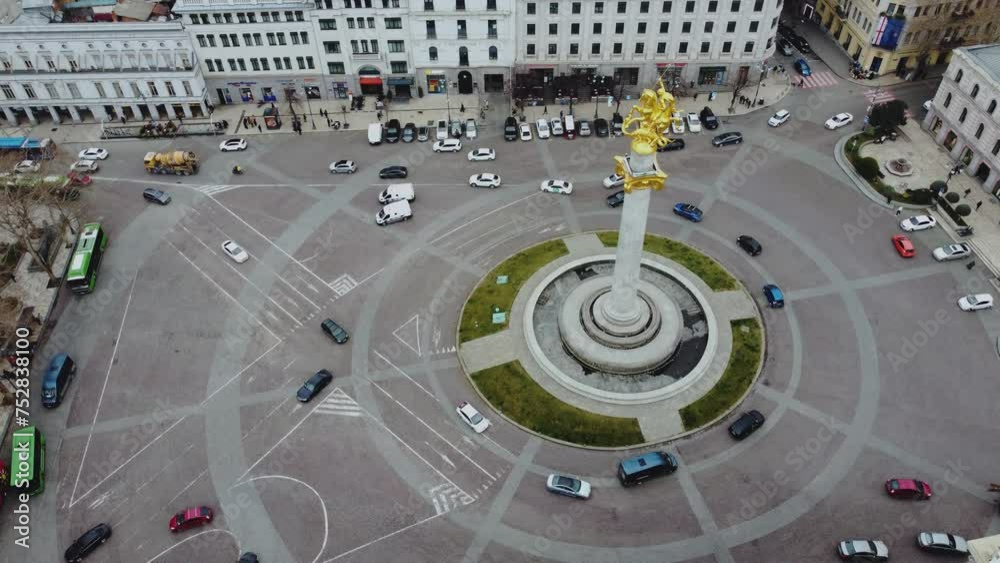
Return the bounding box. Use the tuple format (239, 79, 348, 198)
(221, 240, 249, 264)
(465, 119, 478, 139)
(899, 215, 937, 232)
(545, 474, 592, 499)
(687, 112, 701, 133)
(467, 148, 496, 161)
(519, 122, 533, 141)
(78, 148, 109, 160)
(13, 160, 40, 174)
(433, 138, 462, 153)
(535, 119, 551, 139)
(219, 138, 247, 152)
(70, 160, 99, 173)
(958, 293, 994, 311)
(469, 173, 502, 189)
(768, 109, 790, 127)
(671, 112, 685, 134)
(456, 401, 490, 433)
(922, 100, 933, 111)
(837, 539, 888, 561)
(932, 243, 971, 261)
(435, 119, 448, 140)
(550, 118, 564, 136)
(329, 160, 357, 174)
(824, 112, 854, 129)
(541, 179, 573, 195)
(603, 173, 625, 189)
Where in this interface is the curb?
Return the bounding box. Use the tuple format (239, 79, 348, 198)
(803, 25, 943, 88)
(832, 134, 930, 210)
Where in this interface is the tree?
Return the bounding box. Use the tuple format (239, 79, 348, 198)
(955, 203, 972, 216)
(729, 71, 751, 111)
(869, 99, 908, 131)
(945, 191, 961, 204)
(855, 157, 881, 181)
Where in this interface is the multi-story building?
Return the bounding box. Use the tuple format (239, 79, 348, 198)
(311, 0, 415, 100)
(923, 43, 1000, 196)
(0, 0, 209, 126)
(513, 0, 783, 92)
(814, 0, 1000, 77)
(410, 0, 514, 97)
(173, 0, 321, 107)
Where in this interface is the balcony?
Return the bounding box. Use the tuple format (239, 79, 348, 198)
(351, 51, 381, 60)
(951, 9, 974, 19)
(835, 5, 847, 19)
(940, 36, 964, 48)
(487, 32, 498, 39)
(457, 31, 468, 39)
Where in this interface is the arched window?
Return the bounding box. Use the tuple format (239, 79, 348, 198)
(489, 45, 498, 60)
(955, 69, 963, 83)
(988, 100, 997, 114)
(971, 84, 980, 98)
(944, 93, 952, 108)
(429, 46, 438, 61)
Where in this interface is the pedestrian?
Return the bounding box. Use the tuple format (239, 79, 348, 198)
(543, 105, 548, 114)
(298, 127, 302, 135)
(895, 206, 902, 217)
(242, 117, 248, 128)
(560, 110, 564, 119)
(257, 123, 262, 132)
(327, 117, 331, 127)
(120, 115, 126, 124)
(886, 194, 892, 205)
(964, 188, 972, 196)
(966, 261, 976, 270)
(460, 103, 465, 113)
(976, 200, 984, 211)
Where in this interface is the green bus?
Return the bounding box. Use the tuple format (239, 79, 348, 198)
(10, 426, 45, 496)
(66, 222, 108, 295)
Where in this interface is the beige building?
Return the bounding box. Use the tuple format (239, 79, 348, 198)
(814, 0, 1000, 77)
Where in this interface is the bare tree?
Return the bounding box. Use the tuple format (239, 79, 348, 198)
(729, 72, 752, 111)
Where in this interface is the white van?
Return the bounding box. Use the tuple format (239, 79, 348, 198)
(368, 123, 383, 145)
(564, 115, 576, 138)
(375, 200, 412, 226)
(535, 119, 551, 139)
(378, 183, 415, 204)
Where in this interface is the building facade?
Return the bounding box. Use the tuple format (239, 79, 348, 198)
(0, 1, 209, 126)
(173, 0, 323, 108)
(513, 0, 782, 92)
(814, 0, 1000, 77)
(923, 44, 1000, 196)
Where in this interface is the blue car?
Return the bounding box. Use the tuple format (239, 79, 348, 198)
(673, 203, 703, 222)
(763, 284, 785, 308)
(795, 58, 812, 77)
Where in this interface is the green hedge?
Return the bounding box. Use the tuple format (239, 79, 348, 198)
(596, 231, 738, 291)
(680, 319, 763, 430)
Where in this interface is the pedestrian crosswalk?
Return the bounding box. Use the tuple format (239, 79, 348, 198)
(313, 388, 363, 417)
(191, 184, 240, 196)
(798, 71, 838, 89)
(863, 88, 913, 118)
(428, 483, 475, 515)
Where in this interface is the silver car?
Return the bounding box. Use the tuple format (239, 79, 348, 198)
(545, 475, 591, 499)
(932, 243, 970, 261)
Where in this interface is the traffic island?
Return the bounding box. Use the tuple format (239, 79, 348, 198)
(457, 232, 766, 448)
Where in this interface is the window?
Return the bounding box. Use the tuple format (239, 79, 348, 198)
(183, 80, 193, 96)
(705, 22, 713, 32)
(228, 59, 237, 71)
(613, 42, 623, 54)
(571, 23, 580, 34)
(94, 82, 106, 98)
(617, 1, 627, 12)
(489, 45, 498, 59)
(328, 62, 345, 74)
(206, 59, 216, 72)
(253, 33, 262, 46)
(994, 140, 1000, 156)
(959, 108, 968, 123)
(487, 0, 497, 9)
(662, 0, 671, 11)
(527, 2, 535, 14)
(224, 13, 232, 23)
(261, 12, 271, 22)
(975, 123, 985, 138)
(367, 17, 375, 28)
(572, 2, 581, 13)
(638, 22, 646, 33)
(944, 93, 952, 108)
(709, 0, 718, 11)
(955, 69, 963, 83)
(726, 21, 736, 32)
(744, 40, 755, 52)
(388, 40, 404, 52)
(456, 0, 465, 9)
(347, 17, 356, 29)
(251, 58, 260, 71)
(213, 13, 222, 23)
(685, 0, 694, 11)
(426, 21, 436, 38)
(616, 22, 624, 34)
(291, 33, 300, 45)
(424, 0, 434, 10)
(594, 22, 603, 33)
(429, 46, 438, 61)
(682, 22, 691, 33)
(243, 33, 252, 46)
(731, 0, 740, 10)
(320, 19, 337, 30)
(283, 56, 291, 69)
(197, 35, 207, 48)
(190, 14, 199, 24)
(749, 21, 759, 32)
(67, 82, 80, 98)
(260, 58, 269, 71)
(391, 61, 407, 73)
(267, 33, 276, 46)
(660, 22, 669, 32)
(701, 41, 710, 53)
(988, 100, 997, 114)
(971, 84, 980, 98)
(754, 0, 763, 10)
(166, 81, 177, 96)
(640, 1, 650, 12)
(237, 12, 246, 23)
(595, 1, 604, 13)
(237, 59, 246, 71)
(527, 23, 536, 35)
(569, 43, 579, 54)
(550, 2, 558, 14)
(592, 42, 601, 54)
(549, 43, 557, 55)
(488, 20, 497, 38)
(230, 34, 240, 47)
(678, 42, 688, 54)
(277, 33, 287, 46)
(284, 10, 293, 20)
(635, 42, 645, 54)
(44, 83, 59, 99)
(385, 17, 402, 28)
(248, 13, 256, 22)
(549, 23, 558, 34)
(722, 40, 732, 52)
(273, 57, 282, 70)
(527, 44, 536, 55)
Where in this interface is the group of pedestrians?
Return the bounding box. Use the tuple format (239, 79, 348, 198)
(242, 115, 262, 132)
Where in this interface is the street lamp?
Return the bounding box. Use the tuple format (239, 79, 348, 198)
(305, 87, 316, 129)
(751, 61, 767, 106)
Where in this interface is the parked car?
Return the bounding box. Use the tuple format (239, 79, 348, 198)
(449, 119, 464, 138)
(885, 478, 932, 500)
(219, 138, 247, 152)
(435, 120, 448, 140)
(456, 401, 489, 433)
(932, 243, 971, 261)
(657, 138, 686, 152)
(700, 107, 719, 130)
(550, 118, 564, 136)
(892, 234, 915, 257)
(78, 148, 109, 160)
(504, 117, 518, 141)
(13, 160, 40, 174)
(221, 240, 249, 263)
(417, 124, 430, 142)
(540, 179, 573, 195)
(825, 113, 854, 130)
(917, 532, 969, 555)
(320, 318, 349, 344)
(899, 215, 936, 232)
(578, 119, 592, 136)
(603, 173, 625, 189)
(465, 119, 478, 139)
(837, 539, 888, 562)
(712, 132, 743, 146)
(671, 112, 686, 134)
(790, 35, 811, 54)
(535, 118, 551, 139)
(728, 410, 765, 440)
(768, 109, 790, 127)
(433, 138, 462, 153)
(296, 369, 333, 402)
(737, 235, 762, 256)
(70, 160, 99, 173)
(469, 173, 502, 188)
(611, 113, 624, 135)
(958, 293, 994, 311)
(763, 284, 784, 308)
(594, 118, 610, 137)
(777, 38, 794, 56)
(686, 112, 701, 133)
(385, 119, 401, 143)
(64, 523, 112, 562)
(519, 122, 533, 141)
(467, 148, 496, 161)
(379, 165, 408, 179)
(545, 474, 591, 499)
(328, 160, 357, 174)
(169, 506, 214, 533)
(795, 58, 812, 76)
(142, 187, 171, 205)
(673, 203, 703, 222)
(607, 190, 625, 208)
(401, 122, 416, 143)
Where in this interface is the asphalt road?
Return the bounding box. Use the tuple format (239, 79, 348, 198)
(3, 50, 1000, 563)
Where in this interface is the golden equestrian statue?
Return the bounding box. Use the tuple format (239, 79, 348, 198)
(614, 78, 675, 194)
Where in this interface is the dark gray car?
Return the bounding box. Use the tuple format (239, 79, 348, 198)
(142, 188, 171, 205)
(65, 523, 112, 562)
(321, 318, 349, 344)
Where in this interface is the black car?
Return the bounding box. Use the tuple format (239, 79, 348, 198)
(607, 190, 625, 208)
(65, 523, 112, 562)
(611, 113, 624, 136)
(712, 132, 743, 147)
(385, 119, 401, 143)
(238, 553, 259, 563)
(594, 118, 610, 137)
(728, 410, 766, 440)
(142, 187, 171, 205)
(503, 116, 518, 141)
(789, 34, 810, 53)
(379, 165, 408, 179)
(657, 138, 686, 152)
(321, 318, 349, 344)
(737, 235, 762, 256)
(699, 107, 719, 130)
(296, 369, 333, 402)
(401, 122, 416, 143)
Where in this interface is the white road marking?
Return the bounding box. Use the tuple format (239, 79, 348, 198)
(323, 512, 447, 562)
(283, 359, 296, 371)
(373, 350, 434, 400)
(69, 275, 138, 507)
(450, 221, 513, 252)
(485, 436, 515, 459)
(425, 442, 456, 468)
(392, 314, 421, 356)
(429, 191, 541, 245)
(231, 475, 328, 563)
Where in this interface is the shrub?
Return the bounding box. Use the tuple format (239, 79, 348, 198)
(955, 203, 972, 216)
(945, 191, 960, 203)
(906, 188, 935, 205)
(855, 157, 881, 181)
(937, 197, 969, 227)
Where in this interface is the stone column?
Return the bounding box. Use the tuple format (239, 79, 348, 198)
(165, 103, 177, 119)
(48, 106, 60, 125)
(130, 104, 142, 120)
(2, 106, 17, 126)
(182, 104, 194, 118)
(935, 126, 950, 145)
(25, 107, 37, 125)
(600, 151, 655, 326)
(68, 106, 81, 124)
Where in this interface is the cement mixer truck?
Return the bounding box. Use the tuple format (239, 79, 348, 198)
(143, 151, 199, 175)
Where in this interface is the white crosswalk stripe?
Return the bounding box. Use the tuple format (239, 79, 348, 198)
(800, 71, 838, 89)
(194, 184, 240, 196)
(428, 484, 475, 516)
(863, 89, 913, 118)
(313, 388, 363, 417)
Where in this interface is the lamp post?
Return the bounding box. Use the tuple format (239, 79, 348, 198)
(752, 61, 766, 106)
(305, 87, 316, 129)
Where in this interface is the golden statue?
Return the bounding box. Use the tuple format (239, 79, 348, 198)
(616, 78, 674, 193)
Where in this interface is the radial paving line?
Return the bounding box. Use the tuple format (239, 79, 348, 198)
(536, 136, 582, 235)
(673, 451, 736, 563)
(785, 263, 951, 301)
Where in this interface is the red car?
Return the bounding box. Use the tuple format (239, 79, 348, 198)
(169, 506, 214, 532)
(885, 478, 932, 500)
(892, 235, 915, 257)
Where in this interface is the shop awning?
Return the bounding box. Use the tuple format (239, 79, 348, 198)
(387, 77, 414, 86)
(359, 77, 383, 86)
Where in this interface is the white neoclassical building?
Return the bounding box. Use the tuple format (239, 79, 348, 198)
(923, 44, 1000, 196)
(0, 0, 209, 126)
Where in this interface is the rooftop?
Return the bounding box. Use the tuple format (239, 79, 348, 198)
(968, 534, 1000, 563)
(964, 43, 1000, 84)
(11, 0, 177, 24)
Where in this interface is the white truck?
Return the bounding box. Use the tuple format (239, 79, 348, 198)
(375, 200, 412, 226)
(368, 123, 383, 145)
(378, 183, 415, 204)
